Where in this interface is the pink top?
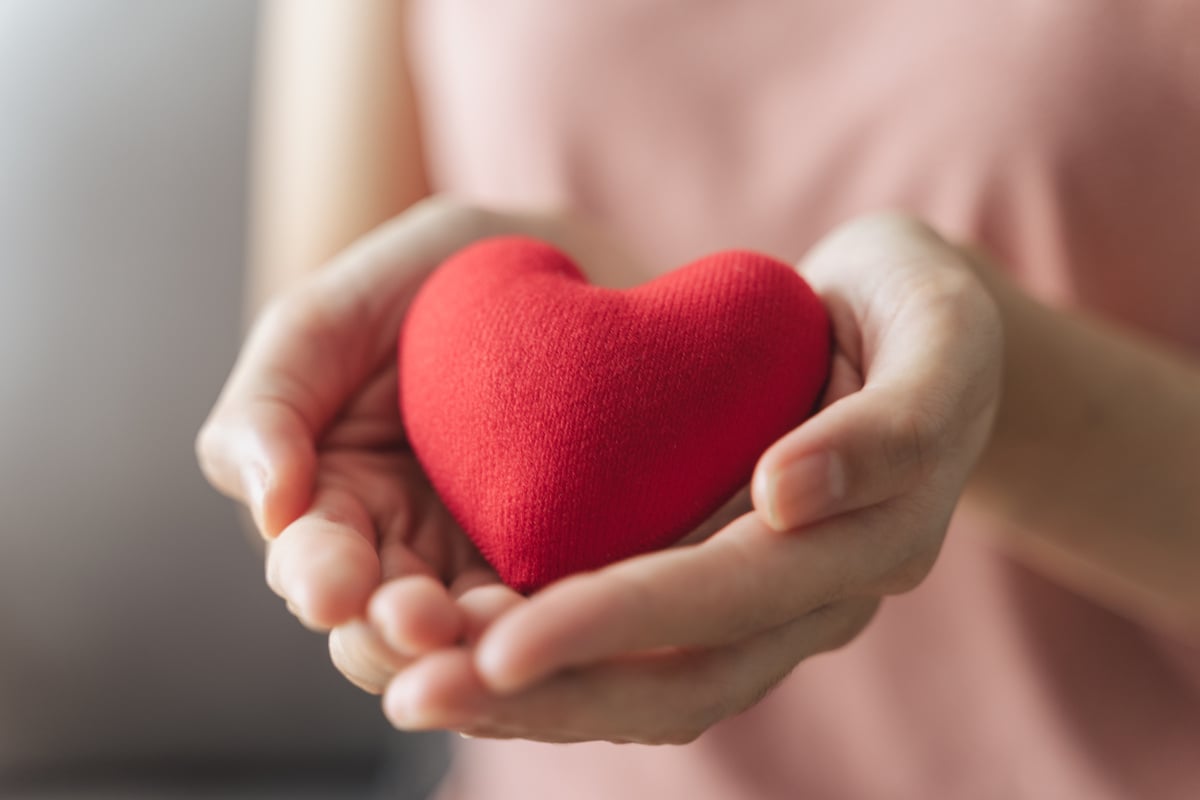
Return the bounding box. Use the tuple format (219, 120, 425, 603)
(407, 1, 1200, 797)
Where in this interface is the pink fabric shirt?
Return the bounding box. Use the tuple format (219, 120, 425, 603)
(407, 2, 1200, 797)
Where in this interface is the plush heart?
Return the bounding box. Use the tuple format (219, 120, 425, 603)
(398, 236, 831, 593)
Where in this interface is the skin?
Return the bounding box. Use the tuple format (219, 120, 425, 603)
(197, 2, 1200, 745)
(247, 0, 428, 314)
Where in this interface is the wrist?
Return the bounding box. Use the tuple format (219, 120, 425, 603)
(958, 246, 1063, 525)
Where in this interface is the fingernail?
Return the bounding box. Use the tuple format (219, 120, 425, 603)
(762, 453, 844, 530)
(242, 464, 268, 534)
(386, 677, 429, 730)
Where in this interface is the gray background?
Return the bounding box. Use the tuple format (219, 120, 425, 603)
(0, 1, 445, 796)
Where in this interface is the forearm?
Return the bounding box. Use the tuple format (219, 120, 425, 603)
(964, 258, 1200, 633)
(248, 0, 429, 316)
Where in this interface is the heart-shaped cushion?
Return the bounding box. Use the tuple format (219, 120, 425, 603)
(399, 236, 830, 592)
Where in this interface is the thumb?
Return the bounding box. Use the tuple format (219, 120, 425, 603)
(753, 213, 1000, 531)
(751, 385, 944, 531)
(197, 393, 317, 538)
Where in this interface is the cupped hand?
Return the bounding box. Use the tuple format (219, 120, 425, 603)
(196, 197, 641, 691)
(376, 214, 1004, 743)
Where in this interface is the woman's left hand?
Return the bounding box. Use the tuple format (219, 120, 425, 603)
(374, 214, 1004, 744)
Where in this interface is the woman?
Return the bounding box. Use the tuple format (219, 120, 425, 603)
(199, 1, 1200, 796)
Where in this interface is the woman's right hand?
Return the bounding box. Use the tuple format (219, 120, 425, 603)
(195, 197, 636, 692)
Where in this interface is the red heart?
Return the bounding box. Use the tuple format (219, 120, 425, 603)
(399, 236, 831, 592)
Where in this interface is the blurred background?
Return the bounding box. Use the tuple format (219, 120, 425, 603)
(0, 1, 446, 797)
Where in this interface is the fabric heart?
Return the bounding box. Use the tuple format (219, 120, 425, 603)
(399, 237, 831, 592)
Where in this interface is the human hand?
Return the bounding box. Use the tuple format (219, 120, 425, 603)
(375, 214, 1004, 743)
(195, 197, 643, 691)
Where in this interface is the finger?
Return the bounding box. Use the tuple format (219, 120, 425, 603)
(752, 382, 942, 531)
(366, 578, 523, 657)
(329, 620, 411, 695)
(389, 598, 877, 743)
(751, 214, 1001, 532)
(367, 474, 508, 653)
(368, 576, 466, 656)
(266, 486, 381, 630)
(196, 286, 368, 539)
(475, 506, 917, 693)
(197, 199, 641, 540)
(196, 199, 495, 537)
(196, 395, 317, 538)
(456, 583, 526, 645)
(803, 214, 1000, 432)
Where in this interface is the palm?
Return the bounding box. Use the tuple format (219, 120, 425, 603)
(196, 204, 657, 689)
(316, 360, 499, 593)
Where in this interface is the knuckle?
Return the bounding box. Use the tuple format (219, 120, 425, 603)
(804, 556, 853, 612)
(851, 211, 938, 244)
(731, 668, 786, 721)
(252, 287, 298, 334)
(823, 620, 863, 654)
(807, 213, 939, 281)
(687, 669, 742, 734)
(256, 282, 337, 345)
(877, 550, 939, 596)
(411, 193, 466, 219)
(413, 195, 493, 236)
(626, 670, 732, 746)
(882, 405, 945, 483)
(824, 599, 880, 652)
(602, 569, 664, 638)
(914, 268, 986, 330)
(278, 287, 334, 338)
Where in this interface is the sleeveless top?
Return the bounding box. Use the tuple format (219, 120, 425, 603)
(407, 2, 1200, 796)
